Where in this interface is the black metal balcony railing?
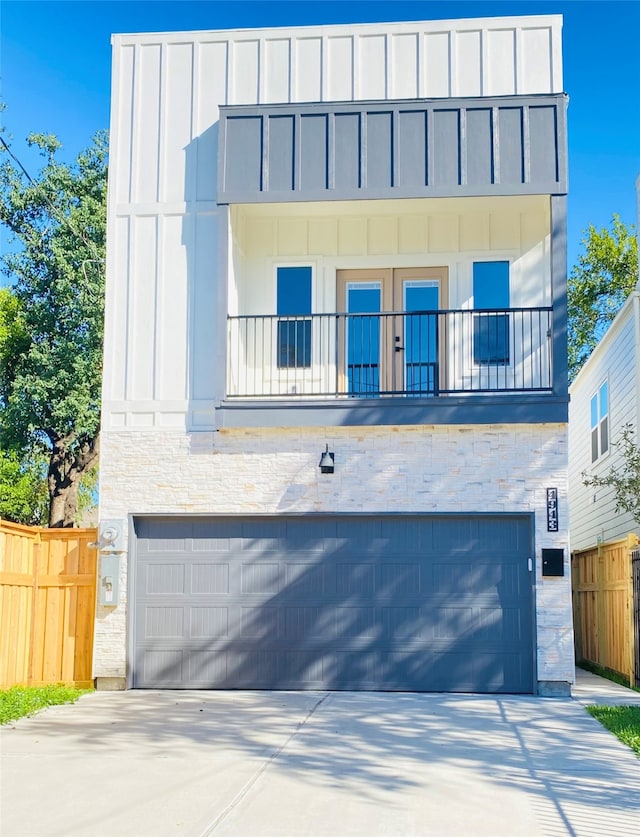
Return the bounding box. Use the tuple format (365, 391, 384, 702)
(227, 308, 553, 399)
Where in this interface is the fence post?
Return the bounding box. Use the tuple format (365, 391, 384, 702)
(571, 553, 582, 662)
(595, 542, 605, 668)
(626, 533, 638, 686)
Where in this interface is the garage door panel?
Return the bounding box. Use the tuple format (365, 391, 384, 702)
(336, 562, 376, 594)
(141, 649, 183, 684)
(240, 605, 280, 638)
(188, 650, 228, 684)
(336, 606, 376, 638)
(145, 562, 186, 594)
(144, 606, 184, 638)
(133, 515, 534, 692)
(240, 562, 282, 594)
(190, 607, 229, 639)
(191, 563, 229, 594)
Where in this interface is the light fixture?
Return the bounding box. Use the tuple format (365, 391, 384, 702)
(319, 444, 335, 474)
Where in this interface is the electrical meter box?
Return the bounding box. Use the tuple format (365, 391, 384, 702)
(99, 554, 120, 606)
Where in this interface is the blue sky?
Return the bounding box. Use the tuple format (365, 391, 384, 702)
(1, 0, 639, 271)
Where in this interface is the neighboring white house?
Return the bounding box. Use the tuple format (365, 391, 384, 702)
(568, 176, 640, 550)
(96, 14, 573, 695)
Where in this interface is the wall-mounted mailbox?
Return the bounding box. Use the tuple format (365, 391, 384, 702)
(542, 548, 564, 577)
(99, 554, 120, 606)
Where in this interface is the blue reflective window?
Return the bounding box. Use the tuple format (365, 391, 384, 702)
(277, 266, 311, 368)
(347, 285, 380, 395)
(404, 283, 439, 394)
(473, 261, 510, 365)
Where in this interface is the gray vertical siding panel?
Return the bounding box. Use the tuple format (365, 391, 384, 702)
(498, 107, 524, 185)
(529, 106, 558, 185)
(218, 94, 567, 202)
(224, 116, 263, 192)
(267, 115, 295, 191)
(300, 114, 328, 190)
(397, 110, 428, 187)
(334, 113, 361, 191)
(465, 108, 493, 186)
(365, 111, 393, 188)
(433, 110, 460, 187)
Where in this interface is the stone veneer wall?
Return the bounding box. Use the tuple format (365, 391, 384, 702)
(95, 423, 572, 689)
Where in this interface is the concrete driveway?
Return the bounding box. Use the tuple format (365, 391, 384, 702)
(2, 683, 640, 837)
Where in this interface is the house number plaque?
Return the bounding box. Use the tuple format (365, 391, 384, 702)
(546, 488, 558, 532)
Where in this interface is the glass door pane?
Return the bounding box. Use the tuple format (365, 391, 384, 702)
(347, 283, 381, 395)
(403, 281, 439, 394)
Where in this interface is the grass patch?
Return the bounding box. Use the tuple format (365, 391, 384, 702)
(587, 705, 640, 757)
(0, 685, 92, 725)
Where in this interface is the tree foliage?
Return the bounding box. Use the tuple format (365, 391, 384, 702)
(582, 424, 640, 525)
(568, 215, 638, 382)
(0, 131, 107, 527)
(0, 449, 48, 525)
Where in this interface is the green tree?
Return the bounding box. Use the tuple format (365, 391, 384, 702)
(0, 449, 48, 525)
(0, 131, 107, 527)
(583, 425, 640, 524)
(0, 287, 48, 524)
(568, 214, 638, 382)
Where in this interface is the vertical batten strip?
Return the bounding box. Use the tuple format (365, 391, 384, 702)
(522, 104, 531, 185)
(187, 42, 196, 203)
(152, 215, 160, 403)
(514, 26, 523, 95)
(449, 30, 458, 97)
(155, 43, 165, 204)
(392, 106, 399, 190)
(293, 112, 301, 193)
(327, 112, 335, 191)
(321, 36, 328, 103)
(459, 108, 467, 187)
(480, 28, 488, 97)
(261, 115, 269, 193)
(492, 106, 500, 185)
(360, 111, 366, 190)
(417, 29, 426, 98)
(258, 37, 266, 103)
(352, 34, 359, 101)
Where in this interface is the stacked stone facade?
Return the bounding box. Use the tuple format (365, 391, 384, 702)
(95, 423, 573, 689)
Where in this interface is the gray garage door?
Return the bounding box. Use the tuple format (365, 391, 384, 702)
(131, 515, 534, 692)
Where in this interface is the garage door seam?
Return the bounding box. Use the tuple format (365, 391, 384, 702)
(198, 692, 330, 836)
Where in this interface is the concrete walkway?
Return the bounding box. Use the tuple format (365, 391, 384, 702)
(1, 673, 639, 837)
(572, 666, 640, 706)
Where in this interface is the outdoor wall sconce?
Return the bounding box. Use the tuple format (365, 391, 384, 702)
(319, 444, 335, 474)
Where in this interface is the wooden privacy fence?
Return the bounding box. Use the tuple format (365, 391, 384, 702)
(0, 520, 98, 688)
(571, 533, 639, 687)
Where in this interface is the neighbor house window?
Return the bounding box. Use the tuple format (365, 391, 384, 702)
(590, 381, 609, 462)
(473, 261, 510, 365)
(277, 266, 312, 368)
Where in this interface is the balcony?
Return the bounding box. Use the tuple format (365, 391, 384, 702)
(227, 307, 553, 400)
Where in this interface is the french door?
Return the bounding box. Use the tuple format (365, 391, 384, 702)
(337, 267, 448, 396)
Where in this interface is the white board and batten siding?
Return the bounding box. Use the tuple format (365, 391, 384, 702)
(568, 293, 640, 551)
(104, 16, 563, 431)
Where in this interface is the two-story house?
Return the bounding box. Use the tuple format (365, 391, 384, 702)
(96, 14, 573, 695)
(569, 176, 640, 550)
